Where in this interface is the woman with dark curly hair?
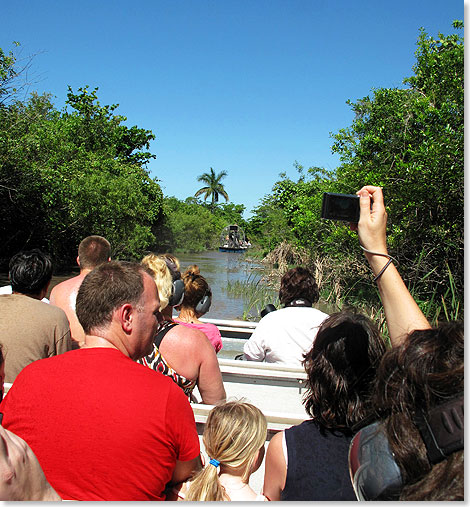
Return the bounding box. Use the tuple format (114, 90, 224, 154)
(263, 185, 440, 501)
(350, 322, 464, 501)
(243, 266, 329, 366)
(262, 310, 387, 500)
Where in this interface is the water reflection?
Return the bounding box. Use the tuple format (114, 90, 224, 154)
(177, 251, 266, 320)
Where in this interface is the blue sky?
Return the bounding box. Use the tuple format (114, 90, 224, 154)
(2, 0, 463, 217)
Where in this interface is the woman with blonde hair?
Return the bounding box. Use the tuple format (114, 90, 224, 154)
(174, 265, 222, 353)
(185, 401, 268, 501)
(139, 254, 226, 405)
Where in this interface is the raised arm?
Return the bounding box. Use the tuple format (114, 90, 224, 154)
(355, 186, 431, 346)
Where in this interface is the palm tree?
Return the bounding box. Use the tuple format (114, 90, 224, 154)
(195, 167, 229, 208)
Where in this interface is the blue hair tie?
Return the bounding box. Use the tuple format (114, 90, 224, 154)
(209, 458, 220, 468)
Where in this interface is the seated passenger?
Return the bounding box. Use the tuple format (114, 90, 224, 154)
(263, 311, 387, 501)
(49, 235, 111, 345)
(139, 254, 226, 405)
(243, 266, 328, 366)
(184, 401, 268, 501)
(174, 265, 223, 353)
(0, 261, 201, 500)
(0, 249, 72, 382)
(350, 322, 463, 501)
(348, 186, 463, 501)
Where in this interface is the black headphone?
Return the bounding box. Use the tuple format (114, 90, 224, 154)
(349, 394, 464, 500)
(169, 278, 184, 307)
(195, 292, 212, 315)
(163, 257, 185, 307)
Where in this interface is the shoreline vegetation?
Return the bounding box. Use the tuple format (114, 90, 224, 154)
(228, 241, 462, 338)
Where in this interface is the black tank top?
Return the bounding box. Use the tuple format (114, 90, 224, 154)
(282, 420, 357, 501)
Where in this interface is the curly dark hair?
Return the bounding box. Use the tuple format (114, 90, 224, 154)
(279, 266, 319, 306)
(373, 321, 464, 501)
(302, 311, 387, 433)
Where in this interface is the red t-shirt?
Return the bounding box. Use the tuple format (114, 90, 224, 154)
(0, 348, 200, 501)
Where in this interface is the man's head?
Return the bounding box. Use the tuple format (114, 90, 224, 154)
(76, 261, 161, 359)
(279, 266, 319, 306)
(77, 236, 111, 270)
(9, 249, 53, 297)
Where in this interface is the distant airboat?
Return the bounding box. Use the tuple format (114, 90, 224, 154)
(219, 224, 250, 253)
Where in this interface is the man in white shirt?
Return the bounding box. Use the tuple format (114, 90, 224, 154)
(243, 267, 328, 366)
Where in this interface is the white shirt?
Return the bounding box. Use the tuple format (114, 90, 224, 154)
(0, 285, 49, 303)
(243, 306, 328, 366)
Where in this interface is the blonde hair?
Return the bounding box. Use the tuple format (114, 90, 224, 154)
(140, 254, 173, 310)
(186, 401, 267, 501)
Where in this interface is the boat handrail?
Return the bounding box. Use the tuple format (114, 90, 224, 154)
(200, 317, 258, 330)
(218, 358, 306, 377)
(192, 402, 306, 434)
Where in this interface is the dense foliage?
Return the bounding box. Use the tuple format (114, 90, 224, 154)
(152, 197, 247, 253)
(247, 22, 464, 316)
(0, 46, 164, 266)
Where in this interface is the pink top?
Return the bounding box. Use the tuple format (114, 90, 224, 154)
(174, 320, 223, 353)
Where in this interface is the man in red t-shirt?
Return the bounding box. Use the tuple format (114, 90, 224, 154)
(0, 261, 201, 501)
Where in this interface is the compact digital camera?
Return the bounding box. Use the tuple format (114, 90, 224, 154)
(321, 192, 360, 223)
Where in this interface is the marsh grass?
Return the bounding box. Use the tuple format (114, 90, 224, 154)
(229, 254, 462, 337)
(225, 275, 279, 321)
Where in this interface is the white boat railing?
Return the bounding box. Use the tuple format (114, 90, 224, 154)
(192, 402, 306, 438)
(200, 317, 257, 340)
(218, 358, 307, 390)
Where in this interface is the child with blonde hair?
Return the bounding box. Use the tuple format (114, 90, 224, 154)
(185, 401, 268, 501)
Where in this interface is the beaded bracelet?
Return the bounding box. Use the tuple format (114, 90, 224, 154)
(360, 246, 398, 282)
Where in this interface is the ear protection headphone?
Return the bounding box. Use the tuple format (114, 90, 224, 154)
(195, 292, 212, 315)
(162, 257, 185, 307)
(169, 279, 184, 307)
(349, 394, 464, 500)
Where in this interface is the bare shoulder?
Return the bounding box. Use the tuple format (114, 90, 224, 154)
(169, 324, 211, 347)
(267, 430, 284, 453)
(50, 275, 83, 302)
(163, 324, 216, 365)
(263, 430, 287, 501)
(51, 275, 83, 293)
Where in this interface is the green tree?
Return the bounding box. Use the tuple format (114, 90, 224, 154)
(0, 80, 163, 265)
(331, 21, 464, 301)
(195, 167, 229, 209)
(156, 197, 221, 252)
